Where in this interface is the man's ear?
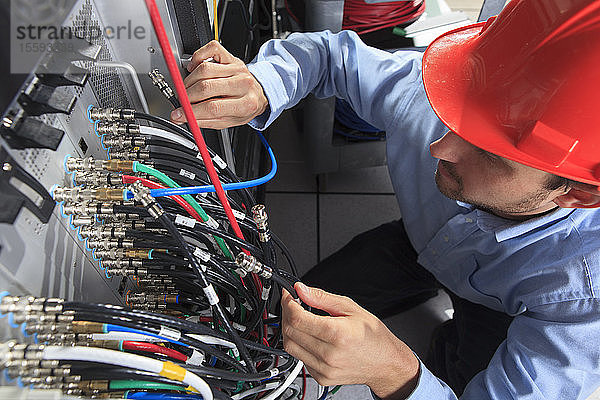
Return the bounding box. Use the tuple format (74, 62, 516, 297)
(553, 184, 600, 209)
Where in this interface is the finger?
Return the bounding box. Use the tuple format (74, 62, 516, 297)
(283, 337, 327, 373)
(173, 98, 262, 125)
(282, 319, 331, 359)
(186, 77, 248, 104)
(184, 62, 242, 88)
(295, 282, 357, 317)
(570, 182, 600, 194)
(188, 40, 239, 71)
(281, 293, 339, 340)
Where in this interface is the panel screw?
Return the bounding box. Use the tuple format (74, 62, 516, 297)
(147, 47, 155, 54)
(3, 163, 12, 172)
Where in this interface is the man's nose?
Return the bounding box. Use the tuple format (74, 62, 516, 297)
(429, 131, 472, 163)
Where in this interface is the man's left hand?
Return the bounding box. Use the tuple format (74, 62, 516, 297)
(281, 282, 420, 400)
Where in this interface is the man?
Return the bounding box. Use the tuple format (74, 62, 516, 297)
(172, 0, 600, 398)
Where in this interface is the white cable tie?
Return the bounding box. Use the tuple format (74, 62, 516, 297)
(203, 284, 219, 305)
(159, 325, 182, 341)
(179, 169, 196, 180)
(212, 155, 227, 170)
(175, 214, 196, 228)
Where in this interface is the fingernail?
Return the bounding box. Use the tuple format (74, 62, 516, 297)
(295, 282, 307, 292)
(171, 109, 182, 121)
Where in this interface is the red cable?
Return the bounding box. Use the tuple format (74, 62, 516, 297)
(342, 0, 425, 35)
(123, 341, 188, 362)
(121, 176, 203, 222)
(301, 367, 307, 400)
(144, 0, 249, 255)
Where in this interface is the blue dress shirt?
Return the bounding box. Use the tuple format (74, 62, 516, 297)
(247, 30, 600, 399)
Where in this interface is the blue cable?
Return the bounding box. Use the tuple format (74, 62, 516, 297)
(124, 131, 276, 199)
(126, 393, 203, 399)
(103, 323, 188, 347)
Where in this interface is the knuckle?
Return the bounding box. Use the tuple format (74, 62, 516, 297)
(282, 325, 295, 340)
(207, 101, 222, 117)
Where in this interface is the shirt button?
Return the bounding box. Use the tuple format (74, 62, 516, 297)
(465, 217, 473, 223)
(443, 235, 449, 242)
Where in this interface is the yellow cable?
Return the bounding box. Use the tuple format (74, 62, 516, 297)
(213, 0, 219, 41)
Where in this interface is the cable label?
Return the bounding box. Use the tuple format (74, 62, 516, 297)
(232, 210, 246, 221)
(193, 247, 211, 262)
(232, 322, 246, 332)
(175, 215, 196, 228)
(187, 349, 205, 366)
(261, 286, 271, 301)
(212, 155, 227, 170)
(205, 217, 219, 229)
(159, 325, 182, 341)
(159, 361, 186, 381)
(179, 169, 196, 180)
(203, 284, 219, 305)
(269, 368, 279, 378)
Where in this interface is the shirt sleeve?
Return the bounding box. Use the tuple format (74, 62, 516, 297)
(400, 299, 600, 400)
(246, 30, 424, 131)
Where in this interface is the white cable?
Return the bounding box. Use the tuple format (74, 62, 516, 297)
(231, 381, 280, 400)
(187, 333, 236, 348)
(42, 346, 213, 400)
(94, 61, 150, 113)
(140, 125, 198, 150)
(91, 332, 162, 342)
(261, 361, 304, 400)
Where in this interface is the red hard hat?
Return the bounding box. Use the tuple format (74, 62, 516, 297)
(422, 0, 600, 185)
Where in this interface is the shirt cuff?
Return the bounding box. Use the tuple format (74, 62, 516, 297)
(247, 61, 290, 130)
(370, 358, 456, 400)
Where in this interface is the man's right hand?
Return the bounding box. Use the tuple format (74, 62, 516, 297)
(171, 40, 269, 129)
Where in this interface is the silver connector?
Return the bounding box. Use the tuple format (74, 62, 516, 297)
(149, 69, 176, 99)
(88, 106, 135, 122)
(96, 121, 140, 136)
(235, 253, 273, 279)
(251, 204, 271, 242)
(129, 180, 164, 219)
(102, 135, 146, 149)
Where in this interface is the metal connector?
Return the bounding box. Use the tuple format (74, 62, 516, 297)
(73, 171, 122, 187)
(149, 69, 176, 100)
(88, 106, 135, 122)
(96, 121, 140, 136)
(65, 156, 135, 173)
(235, 253, 273, 279)
(129, 180, 164, 219)
(102, 135, 147, 149)
(251, 204, 271, 242)
(53, 186, 125, 202)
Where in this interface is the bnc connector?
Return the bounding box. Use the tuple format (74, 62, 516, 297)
(86, 239, 134, 249)
(88, 106, 135, 122)
(251, 204, 271, 242)
(62, 201, 97, 216)
(71, 215, 94, 227)
(149, 69, 175, 98)
(52, 186, 125, 203)
(102, 135, 147, 149)
(108, 148, 151, 161)
(79, 226, 126, 240)
(73, 171, 122, 187)
(25, 322, 72, 335)
(65, 156, 104, 173)
(96, 121, 140, 136)
(36, 333, 77, 344)
(129, 180, 164, 219)
(94, 248, 151, 259)
(235, 253, 273, 279)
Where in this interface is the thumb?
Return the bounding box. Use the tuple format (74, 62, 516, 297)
(295, 282, 356, 317)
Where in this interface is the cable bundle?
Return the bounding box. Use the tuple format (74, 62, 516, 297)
(342, 0, 425, 35)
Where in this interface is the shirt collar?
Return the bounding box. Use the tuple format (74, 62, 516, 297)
(456, 201, 576, 242)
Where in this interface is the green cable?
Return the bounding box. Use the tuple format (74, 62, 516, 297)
(110, 380, 188, 391)
(330, 385, 342, 396)
(134, 162, 232, 259)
